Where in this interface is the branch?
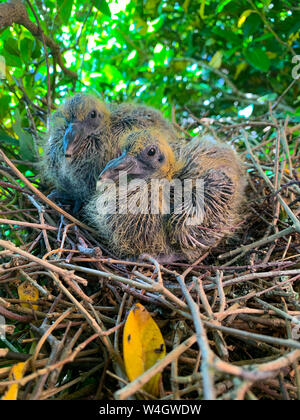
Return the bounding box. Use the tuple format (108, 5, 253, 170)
(0, 0, 77, 79)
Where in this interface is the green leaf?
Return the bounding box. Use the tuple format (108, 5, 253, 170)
(216, 0, 233, 13)
(4, 38, 19, 56)
(0, 95, 11, 119)
(101, 64, 122, 84)
(0, 130, 19, 146)
(258, 93, 277, 102)
(3, 53, 22, 68)
(243, 13, 262, 37)
(244, 48, 270, 72)
(31, 40, 41, 59)
(212, 28, 240, 45)
(144, 0, 161, 14)
(95, 0, 111, 17)
(57, 0, 74, 25)
(12, 109, 36, 161)
(209, 51, 223, 69)
(20, 37, 34, 64)
(237, 10, 254, 28)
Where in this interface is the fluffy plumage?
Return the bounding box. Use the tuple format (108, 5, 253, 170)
(85, 129, 246, 262)
(41, 94, 112, 210)
(42, 94, 178, 211)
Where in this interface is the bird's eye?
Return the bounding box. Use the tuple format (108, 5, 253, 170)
(147, 147, 156, 156)
(90, 110, 97, 119)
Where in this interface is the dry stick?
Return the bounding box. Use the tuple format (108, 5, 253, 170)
(0, 218, 57, 231)
(41, 363, 104, 400)
(0, 149, 95, 233)
(19, 269, 52, 298)
(46, 324, 85, 390)
(281, 298, 300, 400)
(107, 370, 155, 399)
(281, 123, 293, 178)
(182, 251, 210, 278)
(205, 269, 300, 291)
(255, 297, 300, 326)
(214, 307, 290, 322)
(0, 303, 32, 322)
(216, 270, 226, 313)
(114, 294, 127, 354)
(30, 310, 73, 399)
(114, 334, 197, 400)
(243, 131, 300, 233)
(48, 271, 124, 372)
(261, 126, 282, 264)
(218, 226, 294, 260)
(171, 321, 185, 400)
(213, 349, 300, 382)
(204, 321, 300, 349)
(255, 274, 300, 297)
(88, 303, 126, 384)
(0, 333, 101, 388)
(176, 349, 300, 397)
(195, 277, 229, 361)
(0, 240, 87, 285)
(176, 274, 215, 400)
(58, 262, 188, 310)
(27, 194, 52, 253)
(31, 307, 73, 367)
(141, 254, 163, 285)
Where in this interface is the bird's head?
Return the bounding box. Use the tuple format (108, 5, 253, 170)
(98, 129, 182, 182)
(58, 94, 110, 159)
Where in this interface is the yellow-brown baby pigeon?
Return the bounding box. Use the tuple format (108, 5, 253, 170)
(85, 129, 246, 262)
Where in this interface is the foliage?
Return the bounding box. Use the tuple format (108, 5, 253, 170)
(0, 0, 299, 163)
(0, 1, 300, 401)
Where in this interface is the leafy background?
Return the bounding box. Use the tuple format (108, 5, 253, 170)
(0, 1, 300, 401)
(0, 0, 299, 166)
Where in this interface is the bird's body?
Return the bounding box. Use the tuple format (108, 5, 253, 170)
(167, 136, 246, 261)
(85, 129, 246, 262)
(41, 94, 178, 211)
(41, 94, 112, 209)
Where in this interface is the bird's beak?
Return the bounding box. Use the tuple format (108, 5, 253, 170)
(63, 123, 83, 158)
(99, 153, 145, 181)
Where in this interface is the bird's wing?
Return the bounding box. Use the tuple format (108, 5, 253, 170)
(168, 137, 245, 257)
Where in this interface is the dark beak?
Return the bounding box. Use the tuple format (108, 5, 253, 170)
(63, 123, 84, 158)
(99, 153, 146, 181)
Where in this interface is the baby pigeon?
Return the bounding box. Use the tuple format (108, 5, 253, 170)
(42, 94, 178, 212)
(42, 93, 111, 211)
(85, 129, 246, 262)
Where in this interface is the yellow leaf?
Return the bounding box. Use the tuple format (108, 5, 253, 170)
(18, 281, 39, 311)
(199, 0, 206, 19)
(2, 362, 27, 400)
(144, 0, 160, 14)
(237, 9, 254, 28)
(288, 32, 299, 43)
(266, 51, 277, 59)
(183, 0, 191, 13)
(234, 62, 248, 80)
(135, 18, 148, 36)
(210, 51, 223, 69)
(172, 60, 187, 72)
(123, 303, 166, 397)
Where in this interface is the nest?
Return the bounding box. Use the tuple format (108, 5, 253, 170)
(0, 117, 299, 400)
